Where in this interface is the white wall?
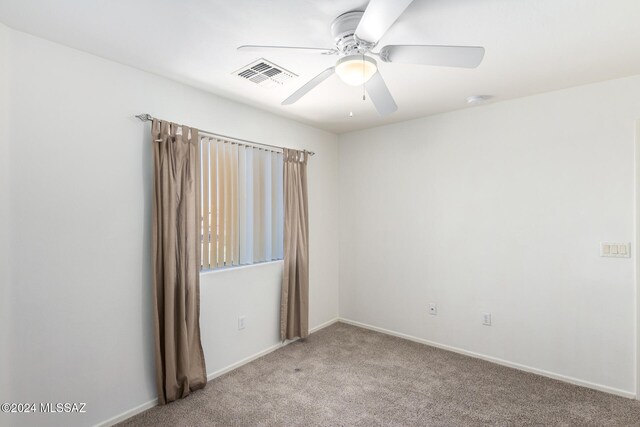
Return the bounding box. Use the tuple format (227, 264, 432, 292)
(339, 75, 640, 396)
(637, 119, 640, 398)
(0, 21, 11, 402)
(2, 28, 339, 427)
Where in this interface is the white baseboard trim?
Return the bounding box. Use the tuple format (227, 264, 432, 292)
(207, 342, 284, 382)
(310, 317, 341, 333)
(338, 317, 636, 400)
(96, 317, 339, 426)
(207, 316, 340, 382)
(95, 399, 158, 427)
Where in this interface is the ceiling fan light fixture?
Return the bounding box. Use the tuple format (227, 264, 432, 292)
(335, 55, 377, 86)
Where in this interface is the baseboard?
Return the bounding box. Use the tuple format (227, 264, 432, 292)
(207, 316, 339, 382)
(95, 399, 158, 427)
(310, 317, 341, 333)
(207, 342, 285, 382)
(338, 317, 636, 399)
(96, 317, 339, 426)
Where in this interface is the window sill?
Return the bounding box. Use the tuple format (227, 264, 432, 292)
(200, 259, 284, 276)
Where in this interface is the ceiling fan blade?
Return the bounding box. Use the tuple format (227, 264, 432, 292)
(379, 45, 485, 68)
(238, 45, 337, 55)
(282, 67, 335, 105)
(355, 0, 414, 45)
(365, 71, 397, 116)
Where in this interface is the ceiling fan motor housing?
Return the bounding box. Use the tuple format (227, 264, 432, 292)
(331, 11, 368, 54)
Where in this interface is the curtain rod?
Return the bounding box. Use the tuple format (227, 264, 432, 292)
(135, 113, 315, 156)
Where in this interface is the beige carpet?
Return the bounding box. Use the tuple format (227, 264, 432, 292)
(119, 322, 640, 426)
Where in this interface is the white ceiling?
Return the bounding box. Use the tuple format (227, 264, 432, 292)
(1, 0, 640, 133)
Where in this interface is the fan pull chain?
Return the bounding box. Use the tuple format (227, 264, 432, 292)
(362, 53, 366, 101)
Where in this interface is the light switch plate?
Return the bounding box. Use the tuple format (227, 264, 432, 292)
(238, 316, 246, 330)
(482, 313, 492, 326)
(600, 242, 630, 258)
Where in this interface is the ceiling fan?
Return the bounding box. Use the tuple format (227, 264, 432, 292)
(238, 0, 485, 116)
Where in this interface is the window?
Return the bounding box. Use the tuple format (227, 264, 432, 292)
(200, 137, 284, 270)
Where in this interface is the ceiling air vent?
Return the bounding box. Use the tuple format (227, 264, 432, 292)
(233, 59, 297, 88)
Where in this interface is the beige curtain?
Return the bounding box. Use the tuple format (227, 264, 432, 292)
(280, 148, 309, 340)
(151, 119, 207, 405)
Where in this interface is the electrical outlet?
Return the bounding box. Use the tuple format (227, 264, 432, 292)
(428, 303, 437, 315)
(238, 316, 246, 330)
(482, 313, 491, 326)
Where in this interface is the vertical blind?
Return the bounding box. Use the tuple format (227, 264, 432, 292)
(201, 137, 284, 270)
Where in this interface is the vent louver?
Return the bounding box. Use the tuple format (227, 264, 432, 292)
(234, 59, 297, 88)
